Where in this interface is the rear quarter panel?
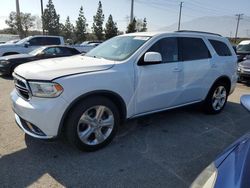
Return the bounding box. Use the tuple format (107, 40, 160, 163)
(204, 37, 238, 94)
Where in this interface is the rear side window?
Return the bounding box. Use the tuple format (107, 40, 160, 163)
(179, 37, 211, 61)
(43, 37, 61, 45)
(209, 39, 232, 56)
(58, 47, 75, 55)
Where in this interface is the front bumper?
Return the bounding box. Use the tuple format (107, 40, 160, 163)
(11, 89, 69, 138)
(238, 70, 250, 81)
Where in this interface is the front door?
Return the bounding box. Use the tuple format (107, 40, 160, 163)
(135, 37, 182, 114)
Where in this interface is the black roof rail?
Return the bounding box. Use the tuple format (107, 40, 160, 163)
(175, 30, 222, 37)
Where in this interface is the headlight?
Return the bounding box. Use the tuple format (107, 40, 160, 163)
(190, 163, 218, 188)
(0, 60, 9, 66)
(238, 66, 241, 72)
(29, 81, 63, 98)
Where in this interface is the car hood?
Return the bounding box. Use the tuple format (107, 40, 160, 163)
(237, 52, 250, 62)
(214, 133, 250, 188)
(239, 60, 250, 68)
(0, 43, 21, 48)
(14, 55, 115, 80)
(0, 53, 33, 61)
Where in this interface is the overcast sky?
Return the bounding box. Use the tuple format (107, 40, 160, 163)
(0, 0, 250, 32)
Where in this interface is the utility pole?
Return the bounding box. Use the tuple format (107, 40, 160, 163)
(178, 2, 183, 31)
(40, 0, 44, 34)
(16, 0, 23, 38)
(130, 0, 134, 23)
(235, 14, 243, 43)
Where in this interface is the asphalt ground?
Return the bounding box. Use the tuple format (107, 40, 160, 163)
(0, 76, 250, 188)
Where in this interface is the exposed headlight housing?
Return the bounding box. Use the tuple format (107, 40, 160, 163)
(29, 81, 63, 98)
(0, 60, 9, 66)
(190, 163, 218, 188)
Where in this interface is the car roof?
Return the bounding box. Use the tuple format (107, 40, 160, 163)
(42, 45, 75, 49)
(123, 30, 223, 38)
(30, 35, 62, 38)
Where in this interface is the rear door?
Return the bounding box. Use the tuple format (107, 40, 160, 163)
(177, 37, 213, 103)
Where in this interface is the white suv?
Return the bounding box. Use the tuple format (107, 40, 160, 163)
(11, 31, 238, 151)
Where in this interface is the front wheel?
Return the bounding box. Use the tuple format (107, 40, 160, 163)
(65, 96, 120, 151)
(203, 82, 229, 114)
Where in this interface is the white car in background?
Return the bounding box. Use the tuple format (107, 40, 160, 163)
(11, 31, 237, 151)
(0, 35, 64, 56)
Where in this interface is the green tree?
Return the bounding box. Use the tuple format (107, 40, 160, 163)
(75, 6, 88, 43)
(92, 1, 105, 40)
(5, 12, 18, 34)
(5, 12, 35, 37)
(62, 16, 74, 40)
(42, 0, 60, 35)
(104, 14, 118, 39)
(22, 13, 35, 35)
(126, 18, 137, 33)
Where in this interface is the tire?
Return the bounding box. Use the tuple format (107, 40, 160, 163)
(65, 96, 120, 151)
(203, 82, 229, 114)
(10, 65, 19, 75)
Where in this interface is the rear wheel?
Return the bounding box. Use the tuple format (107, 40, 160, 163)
(203, 82, 229, 114)
(65, 96, 120, 151)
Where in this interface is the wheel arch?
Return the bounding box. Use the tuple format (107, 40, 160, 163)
(212, 75, 231, 93)
(2, 52, 19, 56)
(58, 90, 127, 135)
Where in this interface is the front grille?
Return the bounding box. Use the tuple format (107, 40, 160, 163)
(13, 74, 31, 100)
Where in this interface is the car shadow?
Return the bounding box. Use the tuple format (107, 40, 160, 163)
(0, 75, 13, 80)
(1, 101, 250, 187)
(239, 81, 250, 87)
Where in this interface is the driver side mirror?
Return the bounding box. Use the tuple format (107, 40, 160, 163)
(24, 42, 30, 48)
(138, 52, 162, 66)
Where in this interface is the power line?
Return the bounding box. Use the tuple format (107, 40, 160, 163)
(178, 2, 183, 31)
(235, 14, 244, 42)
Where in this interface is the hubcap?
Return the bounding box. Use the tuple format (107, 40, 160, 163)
(77, 105, 114, 145)
(212, 86, 227, 111)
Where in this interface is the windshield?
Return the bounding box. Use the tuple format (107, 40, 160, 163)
(85, 36, 150, 61)
(16, 36, 31, 45)
(237, 44, 250, 52)
(29, 47, 45, 55)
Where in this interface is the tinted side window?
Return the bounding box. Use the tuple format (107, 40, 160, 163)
(209, 39, 232, 56)
(69, 48, 80, 55)
(58, 47, 73, 55)
(43, 37, 61, 45)
(29, 37, 44, 46)
(147, 37, 178, 63)
(179, 37, 211, 61)
(43, 47, 60, 55)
